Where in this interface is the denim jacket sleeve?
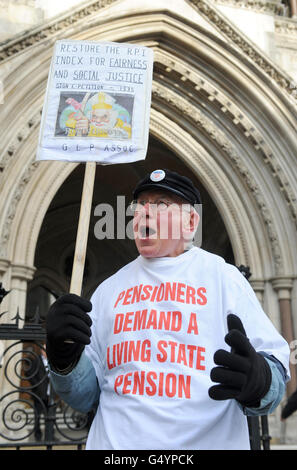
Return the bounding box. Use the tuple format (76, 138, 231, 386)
(241, 352, 288, 416)
(48, 351, 100, 414)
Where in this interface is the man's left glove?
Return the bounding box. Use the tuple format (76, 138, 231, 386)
(208, 313, 272, 408)
(46, 293, 92, 371)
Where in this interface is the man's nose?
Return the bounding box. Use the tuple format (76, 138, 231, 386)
(143, 202, 158, 217)
(143, 202, 151, 213)
(135, 201, 150, 215)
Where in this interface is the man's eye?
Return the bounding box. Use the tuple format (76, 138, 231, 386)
(157, 201, 168, 210)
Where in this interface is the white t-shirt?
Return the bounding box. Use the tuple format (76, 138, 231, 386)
(85, 247, 289, 450)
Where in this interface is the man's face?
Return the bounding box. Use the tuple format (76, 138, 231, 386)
(133, 189, 199, 258)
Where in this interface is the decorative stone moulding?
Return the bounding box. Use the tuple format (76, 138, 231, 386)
(275, 17, 297, 36)
(152, 83, 284, 275)
(153, 52, 297, 229)
(0, 161, 40, 258)
(188, 0, 297, 100)
(211, 0, 287, 16)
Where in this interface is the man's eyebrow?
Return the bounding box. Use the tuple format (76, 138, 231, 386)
(137, 191, 189, 205)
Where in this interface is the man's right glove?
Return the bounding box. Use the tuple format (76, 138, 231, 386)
(46, 293, 92, 370)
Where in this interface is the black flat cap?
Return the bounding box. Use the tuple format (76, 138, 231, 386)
(133, 169, 201, 205)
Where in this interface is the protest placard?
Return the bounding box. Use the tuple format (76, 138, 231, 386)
(36, 40, 154, 164)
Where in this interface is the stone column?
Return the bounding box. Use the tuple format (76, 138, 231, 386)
(0, 259, 9, 280)
(272, 277, 296, 396)
(250, 279, 265, 305)
(291, 0, 297, 17)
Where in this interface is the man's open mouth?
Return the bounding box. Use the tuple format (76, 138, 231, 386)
(139, 226, 157, 238)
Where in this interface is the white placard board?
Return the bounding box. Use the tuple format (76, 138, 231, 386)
(36, 40, 154, 164)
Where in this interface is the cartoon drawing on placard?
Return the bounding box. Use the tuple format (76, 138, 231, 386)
(55, 91, 133, 139)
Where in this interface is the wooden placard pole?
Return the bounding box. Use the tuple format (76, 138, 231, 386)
(69, 91, 94, 296)
(65, 161, 96, 344)
(69, 161, 96, 296)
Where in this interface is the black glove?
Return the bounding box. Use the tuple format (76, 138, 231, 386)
(208, 313, 272, 408)
(46, 293, 92, 370)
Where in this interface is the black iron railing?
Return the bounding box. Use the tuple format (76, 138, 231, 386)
(0, 295, 89, 449)
(237, 266, 271, 450)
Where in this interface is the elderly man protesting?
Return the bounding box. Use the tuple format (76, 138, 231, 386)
(46, 168, 290, 450)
